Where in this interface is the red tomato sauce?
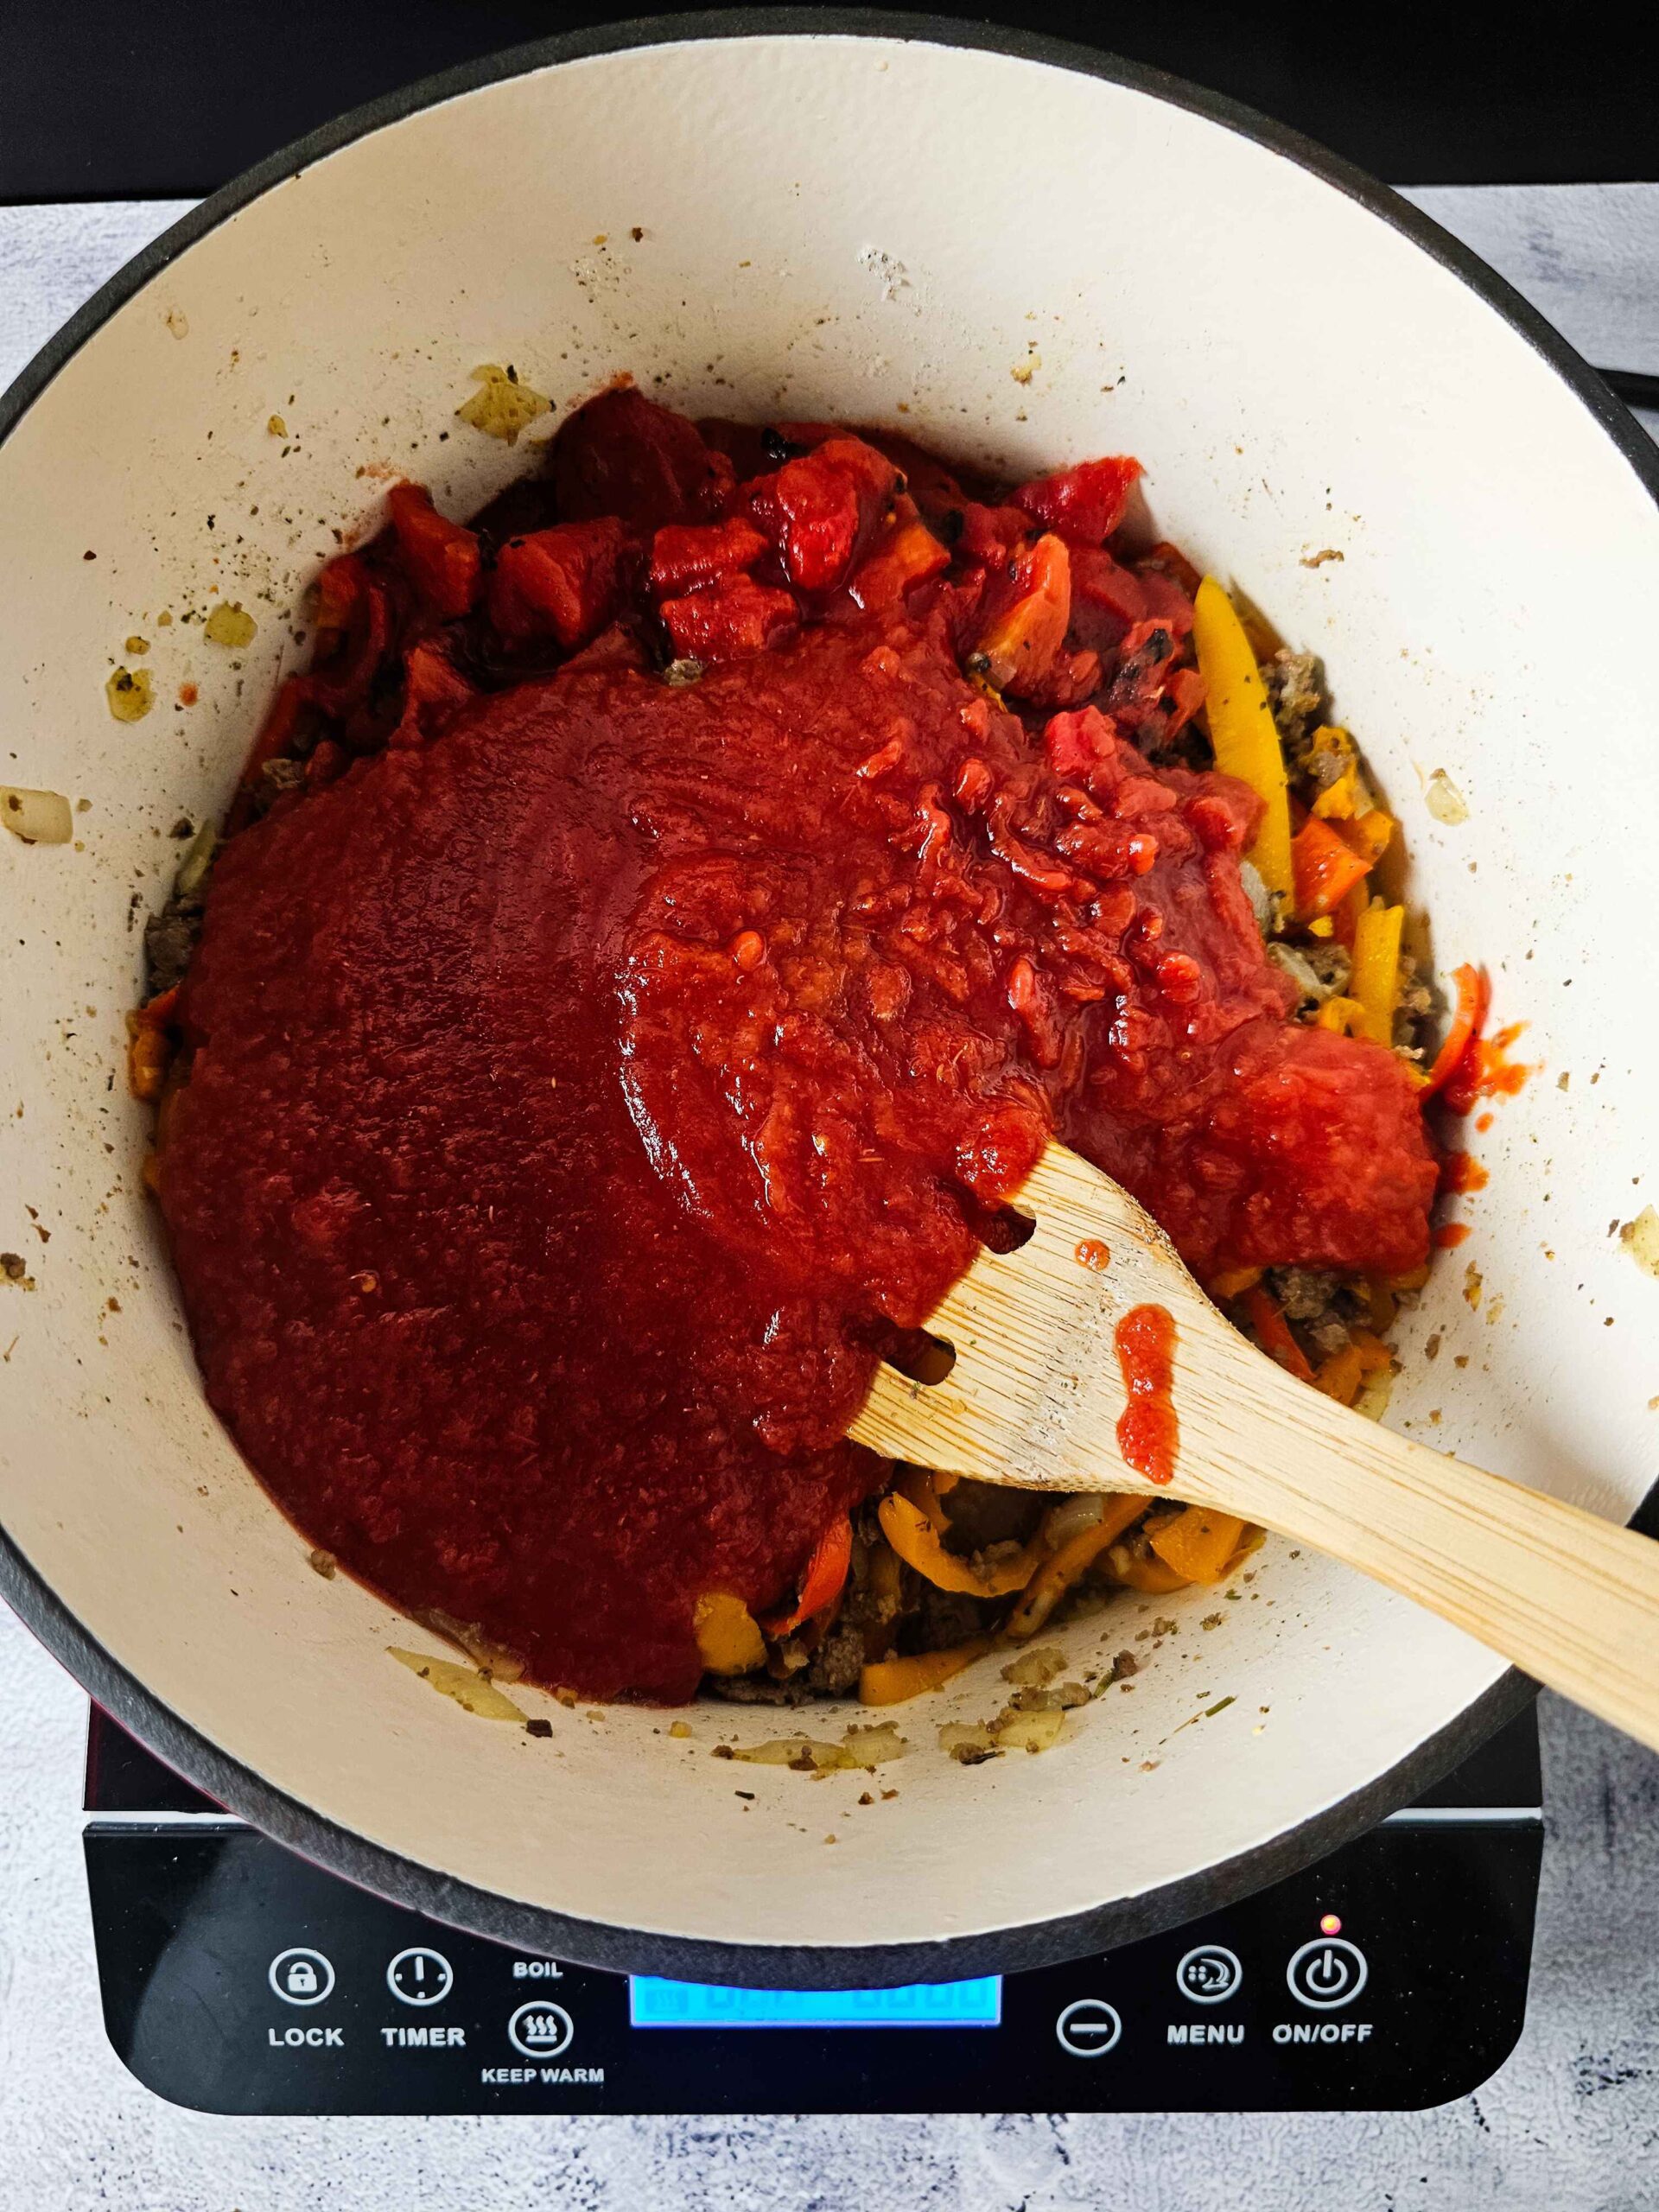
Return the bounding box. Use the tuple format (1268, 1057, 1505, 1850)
(156, 388, 1437, 1700)
(1115, 1304, 1179, 1486)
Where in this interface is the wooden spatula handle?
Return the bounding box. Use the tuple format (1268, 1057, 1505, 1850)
(1217, 1403, 1659, 1752)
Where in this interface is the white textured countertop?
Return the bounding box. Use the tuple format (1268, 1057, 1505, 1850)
(3, 186, 1656, 2209)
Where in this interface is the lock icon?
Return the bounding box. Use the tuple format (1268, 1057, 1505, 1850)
(269, 1948, 334, 2005)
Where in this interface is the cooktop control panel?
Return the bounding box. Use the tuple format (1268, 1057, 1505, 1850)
(85, 1710, 1541, 2114)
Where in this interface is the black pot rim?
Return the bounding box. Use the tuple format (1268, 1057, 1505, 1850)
(3, 8, 1654, 1993)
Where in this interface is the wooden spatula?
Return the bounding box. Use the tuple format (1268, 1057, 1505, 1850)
(850, 1142, 1659, 1751)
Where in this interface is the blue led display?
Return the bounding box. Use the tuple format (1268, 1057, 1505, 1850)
(629, 1975, 1002, 2029)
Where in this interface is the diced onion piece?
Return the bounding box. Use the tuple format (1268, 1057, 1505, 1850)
(457, 364, 551, 445)
(730, 1723, 905, 1771)
(1, 786, 73, 844)
(939, 1721, 999, 1764)
(990, 1706, 1066, 1753)
(386, 1646, 529, 1721)
(1424, 768, 1470, 824)
(1620, 1205, 1659, 1279)
(1039, 1494, 1105, 1550)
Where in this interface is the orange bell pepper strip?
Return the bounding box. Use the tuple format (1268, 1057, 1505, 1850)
(859, 1636, 994, 1707)
(1421, 963, 1491, 1099)
(1109, 1550, 1192, 1594)
(1242, 1287, 1314, 1382)
(1147, 1505, 1249, 1584)
(759, 1515, 854, 1637)
(1292, 816, 1374, 921)
(877, 1493, 1039, 1598)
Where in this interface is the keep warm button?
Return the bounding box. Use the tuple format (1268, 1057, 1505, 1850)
(1286, 1937, 1368, 2010)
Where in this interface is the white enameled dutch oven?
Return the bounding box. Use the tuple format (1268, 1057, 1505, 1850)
(3, 14, 1656, 1988)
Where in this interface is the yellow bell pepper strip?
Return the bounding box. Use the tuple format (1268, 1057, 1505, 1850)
(1311, 761, 1359, 819)
(1004, 1495, 1149, 1641)
(693, 1592, 767, 1675)
(1350, 901, 1405, 1046)
(1292, 815, 1374, 920)
(1191, 576, 1293, 898)
(1147, 1504, 1249, 1584)
(1315, 995, 1364, 1035)
(859, 1636, 994, 1707)
(877, 1492, 1039, 1598)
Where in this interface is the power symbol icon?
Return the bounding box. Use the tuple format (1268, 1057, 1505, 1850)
(1287, 1936, 1368, 2010)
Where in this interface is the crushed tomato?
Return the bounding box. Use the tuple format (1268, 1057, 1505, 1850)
(153, 385, 1438, 1701)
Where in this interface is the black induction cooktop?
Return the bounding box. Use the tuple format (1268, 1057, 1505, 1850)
(85, 1704, 1541, 2113)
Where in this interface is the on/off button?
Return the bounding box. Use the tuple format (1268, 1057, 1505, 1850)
(1286, 1937, 1368, 2010)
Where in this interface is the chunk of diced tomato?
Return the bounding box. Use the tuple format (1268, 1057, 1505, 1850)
(747, 436, 899, 592)
(848, 501, 950, 612)
(1135, 565, 1196, 639)
(1042, 704, 1122, 781)
(308, 553, 395, 716)
(648, 518, 770, 599)
(385, 482, 481, 619)
(953, 501, 1037, 570)
(1012, 456, 1142, 545)
(387, 639, 475, 749)
(487, 519, 626, 649)
(551, 386, 733, 531)
(660, 574, 800, 662)
(1068, 544, 1148, 652)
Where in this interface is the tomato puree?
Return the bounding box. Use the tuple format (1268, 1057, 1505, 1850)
(1115, 1305, 1179, 1486)
(156, 390, 1436, 1700)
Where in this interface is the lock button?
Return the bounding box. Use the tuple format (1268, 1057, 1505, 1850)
(269, 1947, 336, 2005)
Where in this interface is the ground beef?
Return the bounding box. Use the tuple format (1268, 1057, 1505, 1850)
(934, 1478, 1043, 1557)
(1263, 647, 1325, 750)
(905, 1585, 995, 1654)
(1265, 1265, 1341, 1321)
(704, 1670, 810, 1707)
(1394, 952, 1433, 1056)
(804, 1620, 868, 1695)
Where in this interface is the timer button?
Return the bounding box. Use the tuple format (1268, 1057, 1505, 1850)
(1055, 1998, 1122, 2056)
(1287, 1936, 1368, 2010)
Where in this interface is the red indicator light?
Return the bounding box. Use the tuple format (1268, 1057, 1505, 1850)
(1319, 1913, 1342, 1936)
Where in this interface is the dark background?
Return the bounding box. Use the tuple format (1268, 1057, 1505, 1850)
(2, 1, 1654, 200)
